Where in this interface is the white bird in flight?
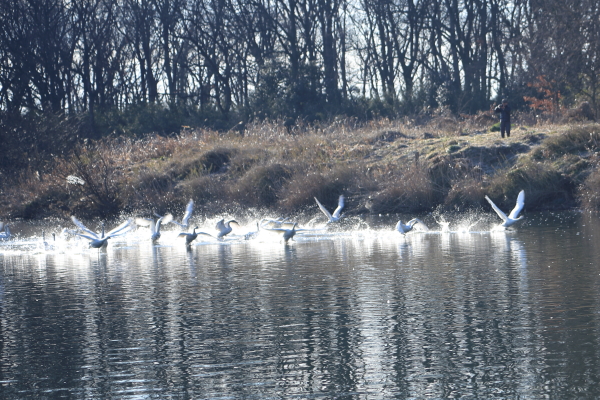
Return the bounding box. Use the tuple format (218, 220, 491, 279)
(136, 213, 173, 242)
(485, 190, 525, 228)
(396, 218, 429, 235)
(314, 195, 345, 223)
(157, 199, 194, 229)
(70, 216, 134, 248)
(0, 222, 11, 239)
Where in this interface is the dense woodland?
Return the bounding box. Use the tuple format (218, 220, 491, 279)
(0, 0, 599, 173)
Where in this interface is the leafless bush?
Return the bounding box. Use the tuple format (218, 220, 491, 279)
(562, 102, 596, 123)
(63, 143, 124, 216)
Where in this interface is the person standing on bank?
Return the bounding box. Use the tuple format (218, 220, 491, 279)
(494, 99, 511, 138)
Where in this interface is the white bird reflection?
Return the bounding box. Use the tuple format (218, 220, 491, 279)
(490, 230, 529, 290)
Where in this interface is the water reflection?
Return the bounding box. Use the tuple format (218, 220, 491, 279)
(1, 212, 600, 397)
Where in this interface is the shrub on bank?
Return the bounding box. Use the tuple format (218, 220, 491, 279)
(578, 166, 600, 211)
(486, 159, 574, 210)
(230, 163, 293, 207)
(280, 166, 356, 212)
(364, 162, 439, 214)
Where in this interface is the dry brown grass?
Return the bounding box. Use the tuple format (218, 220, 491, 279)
(444, 175, 487, 209)
(3, 117, 600, 219)
(542, 124, 600, 157)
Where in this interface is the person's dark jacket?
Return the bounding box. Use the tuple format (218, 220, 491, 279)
(494, 104, 511, 122)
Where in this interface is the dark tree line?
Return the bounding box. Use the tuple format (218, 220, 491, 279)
(1, 0, 599, 130)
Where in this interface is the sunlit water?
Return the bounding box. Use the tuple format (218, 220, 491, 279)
(1, 211, 600, 399)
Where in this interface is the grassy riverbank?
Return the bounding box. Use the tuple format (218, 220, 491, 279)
(2, 116, 600, 221)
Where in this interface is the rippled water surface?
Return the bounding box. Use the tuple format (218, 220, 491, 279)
(1, 212, 600, 398)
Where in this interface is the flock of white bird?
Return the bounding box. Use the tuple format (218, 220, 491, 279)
(0, 190, 526, 249)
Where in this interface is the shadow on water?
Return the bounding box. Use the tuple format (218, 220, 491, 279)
(1, 211, 600, 398)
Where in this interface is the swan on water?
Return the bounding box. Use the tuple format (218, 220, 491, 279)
(178, 227, 200, 245)
(485, 190, 525, 228)
(178, 227, 214, 245)
(264, 222, 299, 243)
(70, 216, 134, 248)
(263, 222, 322, 243)
(216, 219, 239, 238)
(396, 218, 429, 235)
(0, 222, 10, 240)
(136, 213, 173, 242)
(314, 195, 345, 223)
(157, 199, 194, 229)
(247, 222, 263, 240)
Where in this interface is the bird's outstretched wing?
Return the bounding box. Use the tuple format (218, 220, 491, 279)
(266, 227, 288, 235)
(136, 217, 155, 231)
(197, 232, 216, 239)
(266, 223, 297, 241)
(156, 214, 172, 232)
(332, 195, 345, 219)
(71, 216, 100, 239)
(216, 219, 226, 231)
(180, 199, 194, 227)
(395, 220, 409, 234)
(508, 190, 525, 220)
(106, 219, 133, 238)
(260, 218, 285, 229)
(485, 195, 508, 222)
(179, 230, 215, 239)
(314, 197, 333, 220)
(408, 218, 429, 231)
(73, 232, 100, 241)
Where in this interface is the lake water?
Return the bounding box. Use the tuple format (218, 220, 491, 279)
(1, 211, 600, 399)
